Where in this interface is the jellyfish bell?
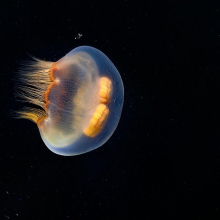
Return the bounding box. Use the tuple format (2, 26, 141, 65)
(16, 46, 124, 156)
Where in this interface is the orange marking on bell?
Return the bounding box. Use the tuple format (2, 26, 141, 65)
(99, 77, 112, 104)
(84, 104, 109, 137)
(44, 64, 60, 112)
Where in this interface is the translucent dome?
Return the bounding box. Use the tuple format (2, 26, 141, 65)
(17, 46, 124, 156)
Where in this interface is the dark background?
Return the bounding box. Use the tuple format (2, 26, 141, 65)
(1, 0, 220, 219)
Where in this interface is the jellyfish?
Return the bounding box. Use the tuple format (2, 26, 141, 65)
(16, 46, 124, 156)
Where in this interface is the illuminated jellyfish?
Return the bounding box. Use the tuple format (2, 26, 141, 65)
(16, 46, 124, 156)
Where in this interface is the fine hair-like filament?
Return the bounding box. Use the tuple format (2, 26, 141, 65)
(15, 57, 54, 123)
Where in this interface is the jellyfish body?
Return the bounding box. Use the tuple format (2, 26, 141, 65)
(17, 46, 124, 156)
